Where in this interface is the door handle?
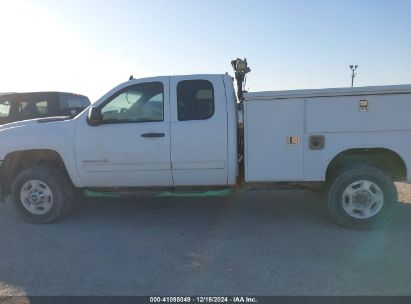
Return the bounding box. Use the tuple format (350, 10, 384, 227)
(141, 132, 165, 138)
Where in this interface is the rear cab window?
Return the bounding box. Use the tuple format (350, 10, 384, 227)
(177, 80, 214, 121)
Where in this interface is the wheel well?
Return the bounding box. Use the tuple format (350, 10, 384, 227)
(0, 149, 69, 197)
(326, 148, 407, 181)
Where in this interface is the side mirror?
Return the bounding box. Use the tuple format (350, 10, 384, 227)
(87, 106, 102, 126)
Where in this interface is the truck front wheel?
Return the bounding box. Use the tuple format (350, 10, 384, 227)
(327, 165, 397, 229)
(11, 166, 74, 223)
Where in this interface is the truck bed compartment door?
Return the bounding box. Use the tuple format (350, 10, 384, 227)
(244, 99, 304, 181)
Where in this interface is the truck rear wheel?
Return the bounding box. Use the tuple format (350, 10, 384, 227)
(11, 166, 74, 223)
(327, 165, 397, 229)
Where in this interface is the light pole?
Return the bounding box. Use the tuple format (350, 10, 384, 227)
(349, 65, 358, 87)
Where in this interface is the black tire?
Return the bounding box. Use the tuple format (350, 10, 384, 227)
(327, 165, 397, 229)
(11, 165, 74, 224)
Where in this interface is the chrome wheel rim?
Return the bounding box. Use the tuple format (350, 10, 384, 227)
(20, 180, 53, 215)
(342, 180, 384, 219)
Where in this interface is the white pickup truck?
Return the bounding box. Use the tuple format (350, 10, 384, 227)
(0, 59, 410, 228)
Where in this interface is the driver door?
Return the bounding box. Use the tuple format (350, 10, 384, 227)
(74, 77, 173, 187)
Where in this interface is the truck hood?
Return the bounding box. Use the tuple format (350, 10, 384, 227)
(0, 116, 71, 131)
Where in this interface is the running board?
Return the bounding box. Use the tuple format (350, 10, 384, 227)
(84, 189, 232, 198)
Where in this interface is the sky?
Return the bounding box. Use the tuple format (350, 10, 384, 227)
(0, 0, 410, 101)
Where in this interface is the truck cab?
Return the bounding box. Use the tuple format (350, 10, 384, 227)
(75, 74, 238, 188)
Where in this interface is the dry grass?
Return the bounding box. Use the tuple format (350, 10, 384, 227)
(396, 182, 411, 203)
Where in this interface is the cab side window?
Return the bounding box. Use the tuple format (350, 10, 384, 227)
(177, 80, 214, 121)
(101, 82, 164, 123)
(0, 100, 12, 124)
(0, 100, 11, 117)
(35, 100, 48, 115)
(17, 99, 50, 119)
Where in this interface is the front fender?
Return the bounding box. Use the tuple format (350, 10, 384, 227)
(0, 120, 84, 188)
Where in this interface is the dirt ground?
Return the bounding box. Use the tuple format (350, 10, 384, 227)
(1, 183, 411, 297)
